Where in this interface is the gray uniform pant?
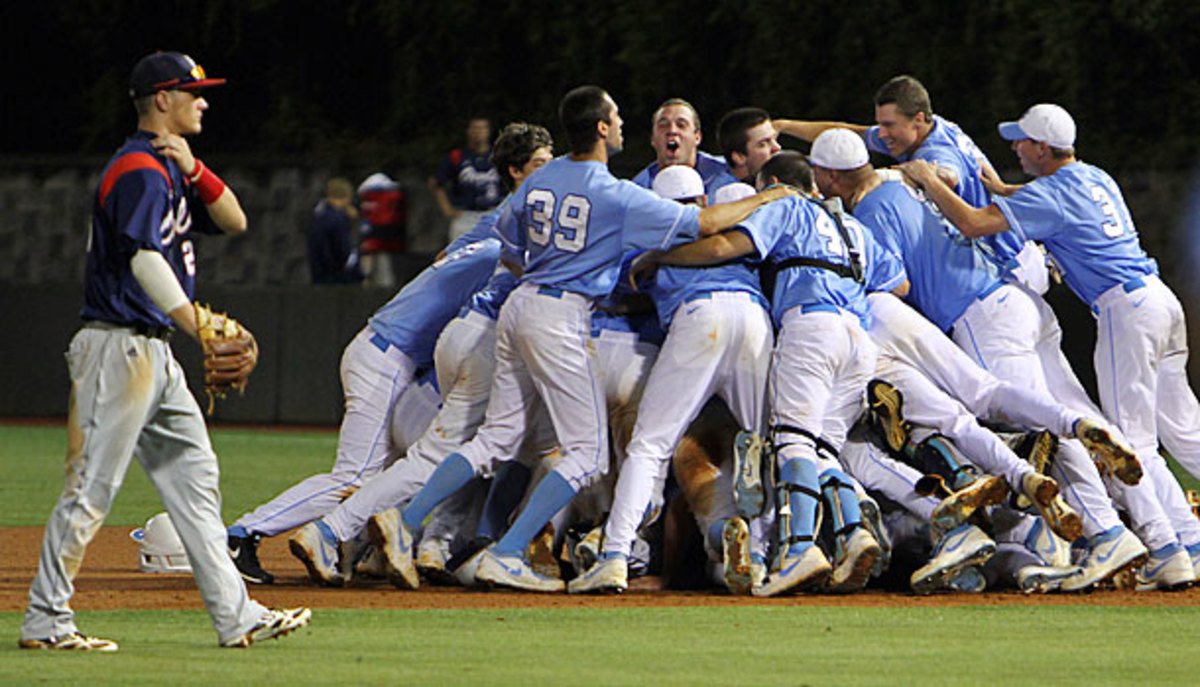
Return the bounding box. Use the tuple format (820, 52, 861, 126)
(21, 324, 267, 645)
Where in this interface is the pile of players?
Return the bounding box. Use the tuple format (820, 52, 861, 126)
(227, 76, 1200, 598)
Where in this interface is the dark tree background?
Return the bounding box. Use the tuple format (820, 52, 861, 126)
(5, 0, 1200, 177)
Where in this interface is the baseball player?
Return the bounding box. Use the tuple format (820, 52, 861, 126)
(716, 107, 783, 183)
(796, 127, 1153, 594)
(20, 52, 309, 652)
(285, 122, 558, 587)
(631, 98, 740, 202)
(589, 151, 905, 597)
(365, 86, 791, 594)
(567, 164, 774, 595)
(901, 103, 1200, 590)
(773, 74, 1049, 293)
(227, 227, 499, 582)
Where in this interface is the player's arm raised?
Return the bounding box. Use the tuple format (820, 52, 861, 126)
(153, 133, 247, 235)
(773, 118, 869, 142)
(697, 185, 795, 236)
(899, 159, 1008, 238)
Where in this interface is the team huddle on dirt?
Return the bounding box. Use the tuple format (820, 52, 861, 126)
(21, 50, 1200, 654)
(232, 76, 1200, 601)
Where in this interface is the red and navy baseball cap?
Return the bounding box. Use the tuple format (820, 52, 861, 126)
(128, 51, 226, 99)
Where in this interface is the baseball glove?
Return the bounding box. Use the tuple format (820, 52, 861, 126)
(194, 302, 258, 414)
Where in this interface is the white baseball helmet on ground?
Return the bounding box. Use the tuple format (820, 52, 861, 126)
(130, 512, 192, 573)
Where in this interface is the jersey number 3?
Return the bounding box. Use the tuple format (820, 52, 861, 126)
(1090, 185, 1127, 238)
(526, 190, 591, 253)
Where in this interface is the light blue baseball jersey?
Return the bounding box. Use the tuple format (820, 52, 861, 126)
(736, 197, 878, 329)
(495, 156, 700, 298)
(461, 266, 520, 321)
(866, 115, 1026, 268)
(367, 239, 500, 365)
(993, 161, 1157, 305)
(854, 181, 1005, 332)
(631, 151, 740, 203)
(445, 198, 506, 254)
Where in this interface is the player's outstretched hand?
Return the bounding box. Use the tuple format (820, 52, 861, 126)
(152, 134, 197, 178)
(897, 159, 939, 189)
(978, 164, 1021, 197)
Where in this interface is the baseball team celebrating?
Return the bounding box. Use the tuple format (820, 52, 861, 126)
(19, 50, 1200, 652)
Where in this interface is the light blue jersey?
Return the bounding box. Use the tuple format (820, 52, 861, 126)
(461, 266, 519, 321)
(495, 156, 700, 298)
(866, 115, 1025, 268)
(632, 151, 740, 203)
(737, 197, 875, 329)
(367, 239, 500, 365)
(854, 181, 1005, 332)
(993, 161, 1157, 305)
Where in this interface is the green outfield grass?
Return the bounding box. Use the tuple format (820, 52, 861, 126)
(2, 424, 337, 527)
(1, 605, 1195, 685)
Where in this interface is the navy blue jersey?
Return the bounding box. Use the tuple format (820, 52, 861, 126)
(436, 147, 503, 211)
(82, 130, 222, 328)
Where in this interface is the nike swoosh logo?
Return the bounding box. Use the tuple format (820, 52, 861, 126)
(1132, 298, 1146, 308)
(942, 530, 969, 553)
(685, 306, 701, 316)
(496, 558, 525, 577)
(1141, 557, 1173, 579)
(778, 556, 805, 578)
(997, 294, 1009, 304)
(1094, 542, 1119, 564)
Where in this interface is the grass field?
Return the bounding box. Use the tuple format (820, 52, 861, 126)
(3, 422, 1199, 684)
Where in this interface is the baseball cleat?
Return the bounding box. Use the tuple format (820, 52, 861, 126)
(733, 431, 766, 519)
(1187, 490, 1200, 519)
(1019, 472, 1083, 543)
(221, 607, 312, 648)
(475, 548, 565, 593)
(1133, 544, 1196, 592)
(752, 546, 832, 597)
(570, 525, 604, 574)
(867, 379, 911, 453)
(1060, 526, 1148, 592)
(910, 524, 996, 595)
(568, 554, 629, 595)
(1011, 430, 1058, 509)
(288, 521, 345, 587)
(19, 632, 119, 652)
(749, 553, 768, 589)
(446, 535, 494, 587)
(228, 532, 274, 585)
(859, 496, 892, 577)
(1017, 564, 1083, 594)
(1024, 516, 1073, 568)
(367, 507, 419, 590)
(1074, 418, 1142, 485)
(416, 537, 455, 586)
(353, 545, 387, 580)
(722, 517, 753, 595)
(825, 527, 882, 594)
(930, 474, 1010, 533)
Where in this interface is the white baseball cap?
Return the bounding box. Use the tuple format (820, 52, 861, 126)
(809, 128, 869, 170)
(998, 104, 1076, 148)
(651, 164, 705, 201)
(712, 182, 756, 205)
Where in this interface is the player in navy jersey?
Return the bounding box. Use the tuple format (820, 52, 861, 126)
(433, 117, 504, 242)
(631, 98, 739, 203)
(902, 103, 1200, 591)
(20, 51, 309, 652)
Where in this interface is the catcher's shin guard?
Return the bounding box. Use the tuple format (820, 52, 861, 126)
(775, 458, 822, 565)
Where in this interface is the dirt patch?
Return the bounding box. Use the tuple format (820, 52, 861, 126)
(4, 526, 1199, 612)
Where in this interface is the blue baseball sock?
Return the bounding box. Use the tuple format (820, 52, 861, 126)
(402, 453, 475, 532)
(780, 457, 819, 557)
(492, 470, 577, 556)
(228, 524, 248, 538)
(477, 461, 533, 541)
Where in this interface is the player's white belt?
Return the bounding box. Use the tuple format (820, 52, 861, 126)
(1090, 275, 1151, 315)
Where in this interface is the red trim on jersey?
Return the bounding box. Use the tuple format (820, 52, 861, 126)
(99, 152, 172, 208)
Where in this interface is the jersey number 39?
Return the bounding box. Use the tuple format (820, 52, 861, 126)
(526, 190, 591, 253)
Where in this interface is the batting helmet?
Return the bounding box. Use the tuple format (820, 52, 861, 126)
(130, 512, 192, 573)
